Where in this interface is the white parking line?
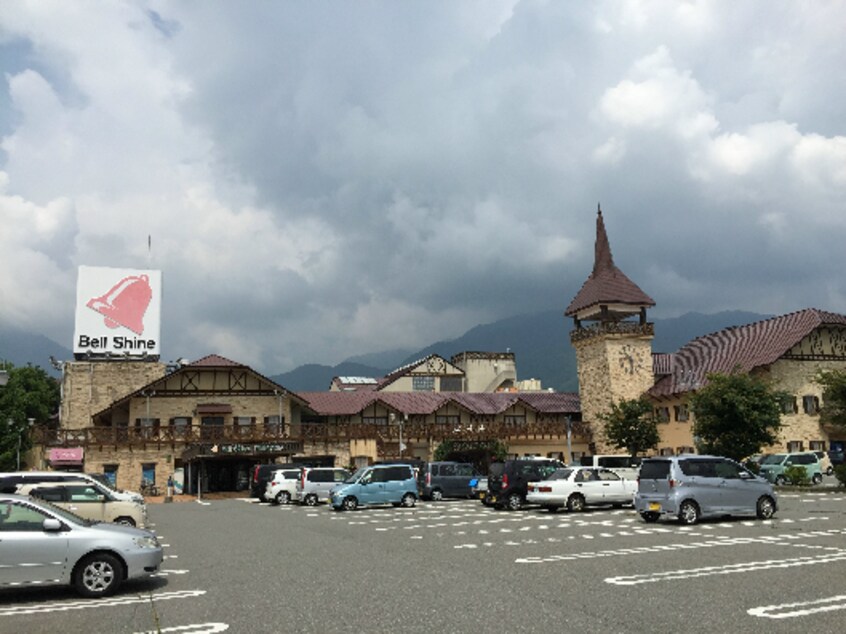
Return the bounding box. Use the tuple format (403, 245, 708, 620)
(134, 623, 229, 634)
(748, 595, 846, 619)
(0, 589, 206, 616)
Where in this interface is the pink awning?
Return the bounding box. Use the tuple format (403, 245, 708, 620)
(48, 447, 84, 465)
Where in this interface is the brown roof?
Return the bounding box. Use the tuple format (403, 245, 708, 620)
(649, 308, 846, 398)
(297, 391, 581, 417)
(186, 354, 243, 367)
(565, 209, 655, 317)
(375, 354, 457, 390)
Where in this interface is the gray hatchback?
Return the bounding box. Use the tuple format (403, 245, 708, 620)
(634, 454, 777, 525)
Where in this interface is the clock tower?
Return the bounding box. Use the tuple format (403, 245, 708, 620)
(566, 207, 656, 453)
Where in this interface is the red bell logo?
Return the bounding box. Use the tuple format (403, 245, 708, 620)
(86, 274, 153, 335)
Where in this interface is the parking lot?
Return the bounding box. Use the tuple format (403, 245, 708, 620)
(2, 489, 846, 633)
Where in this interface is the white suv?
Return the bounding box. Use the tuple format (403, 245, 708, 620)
(265, 468, 302, 505)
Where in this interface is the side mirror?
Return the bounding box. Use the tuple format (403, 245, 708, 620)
(785, 461, 793, 467)
(42, 518, 63, 532)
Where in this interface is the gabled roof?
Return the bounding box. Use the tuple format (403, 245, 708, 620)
(185, 354, 243, 367)
(297, 391, 581, 417)
(649, 308, 846, 398)
(566, 208, 655, 317)
(330, 376, 379, 391)
(375, 354, 461, 390)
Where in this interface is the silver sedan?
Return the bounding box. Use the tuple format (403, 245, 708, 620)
(0, 493, 163, 597)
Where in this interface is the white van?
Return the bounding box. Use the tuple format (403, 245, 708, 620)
(0, 471, 144, 504)
(578, 455, 641, 480)
(18, 480, 148, 528)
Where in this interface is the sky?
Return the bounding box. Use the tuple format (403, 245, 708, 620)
(1, 1, 845, 375)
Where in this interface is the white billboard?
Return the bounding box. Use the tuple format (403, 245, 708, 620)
(73, 266, 162, 358)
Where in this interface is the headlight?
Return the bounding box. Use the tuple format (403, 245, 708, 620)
(133, 536, 160, 549)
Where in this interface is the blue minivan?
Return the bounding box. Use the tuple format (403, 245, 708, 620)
(330, 464, 418, 511)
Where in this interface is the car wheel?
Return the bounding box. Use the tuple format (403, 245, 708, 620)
(774, 475, 787, 486)
(505, 493, 523, 511)
(304, 494, 318, 506)
(826, 467, 834, 476)
(401, 493, 416, 508)
(640, 512, 660, 523)
(114, 516, 136, 527)
(566, 494, 586, 513)
(73, 553, 124, 598)
(756, 496, 776, 520)
(342, 496, 358, 511)
(275, 491, 291, 505)
(430, 489, 443, 502)
(678, 500, 700, 525)
(812, 473, 823, 485)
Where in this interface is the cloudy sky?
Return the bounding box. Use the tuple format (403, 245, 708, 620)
(1, 1, 844, 374)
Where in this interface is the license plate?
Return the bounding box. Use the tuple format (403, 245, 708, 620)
(489, 495, 497, 504)
(648, 502, 661, 511)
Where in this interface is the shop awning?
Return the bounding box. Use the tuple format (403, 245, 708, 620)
(48, 447, 84, 466)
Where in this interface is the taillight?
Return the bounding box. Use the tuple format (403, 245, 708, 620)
(270, 480, 277, 486)
(669, 479, 677, 488)
(425, 473, 431, 486)
(539, 486, 552, 493)
(502, 474, 509, 489)
(301, 471, 306, 488)
(253, 466, 260, 483)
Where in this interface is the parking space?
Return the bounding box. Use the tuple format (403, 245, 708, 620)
(2, 492, 845, 633)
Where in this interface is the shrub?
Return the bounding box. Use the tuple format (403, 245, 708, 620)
(784, 465, 810, 486)
(834, 463, 846, 487)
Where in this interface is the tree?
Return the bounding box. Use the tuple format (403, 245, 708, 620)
(0, 364, 61, 470)
(815, 369, 846, 432)
(599, 397, 660, 457)
(689, 371, 784, 461)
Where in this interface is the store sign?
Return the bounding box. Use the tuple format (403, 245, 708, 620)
(212, 442, 302, 455)
(73, 266, 162, 357)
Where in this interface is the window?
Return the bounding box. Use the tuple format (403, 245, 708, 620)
(235, 416, 253, 437)
(503, 415, 527, 426)
(0, 502, 51, 532)
(439, 464, 456, 476)
(435, 415, 459, 426)
(714, 460, 742, 479)
(264, 415, 284, 435)
(141, 463, 156, 487)
(103, 465, 118, 487)
(780, 396, 798, 415)
(170, 417, 190, 436)
(412, 376, 435, 391)
(200, 416, 224, 440)
(673, 404, 689, 422)
(787, 440, 804, 452)
(353, 455, 369, 469)
(809, 440, 826, 451)
(69, 486, 102, 502)
(597, 469, 621, 481)
(136, 417, 160, 439)
(440, 376, 463, 392)
(676, 446, 695, 455)
(655, 407, 670, 423)
(362, 416, 388, 426)
(659, 447, 674, 456)
(31, 487, 65, 503)
(802, 395, 820, 415)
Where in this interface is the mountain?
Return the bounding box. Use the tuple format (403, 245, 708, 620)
(0, 326, 72, 378)
(270, 309, 771, 392)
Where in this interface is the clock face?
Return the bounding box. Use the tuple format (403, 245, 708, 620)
(427, 357, 446, 373)
(618, 344, 643, 375)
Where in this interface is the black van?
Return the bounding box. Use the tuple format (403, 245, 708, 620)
(486, 458, 565, 511)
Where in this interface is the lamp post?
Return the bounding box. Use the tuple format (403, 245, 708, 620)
(566, 415, 573, 466)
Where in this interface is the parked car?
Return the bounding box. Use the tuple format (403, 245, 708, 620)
(758, 452, 823, 485)
(634, 455, 777, 525)
(418, 461, 481, 500)
(578, 455, 642, 480)
(295, 467, 350, 505)
(330, 464, 417, 511)
(829, 449, 845, 467)
(251, 463, 297, 502)
(813, 451, 834, 476)
(0, 493, 162, 597)
(0, 471, 144, 503)
(17, 481, 148, 528)
(486, 458, 565, 511)
(470, 476, 489, 502)
(265, 467, 304, 505)
(526, 466, 637, 512)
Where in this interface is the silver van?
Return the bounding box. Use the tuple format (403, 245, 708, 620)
(295, 467, 350, 505)
(634, 454, 777, 525)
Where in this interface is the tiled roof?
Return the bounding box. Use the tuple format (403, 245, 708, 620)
(187, 354, 244, 367)
(649, 308, 846, 398)
(297, 391, 581, 417)
(566, 209, 655, 316)
(376, 354, 456, 390)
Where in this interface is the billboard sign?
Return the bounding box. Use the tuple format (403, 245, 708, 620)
(73, 266, 162, 357)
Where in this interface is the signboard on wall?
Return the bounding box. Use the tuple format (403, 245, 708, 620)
(73, 265, 162, 358)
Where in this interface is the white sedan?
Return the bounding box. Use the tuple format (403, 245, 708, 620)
(526, 466, 637, 512)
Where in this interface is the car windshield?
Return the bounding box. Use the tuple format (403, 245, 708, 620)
(760, 454, 786, 465)
(547, 469, 573, 481)
(344, 468, 367, 484)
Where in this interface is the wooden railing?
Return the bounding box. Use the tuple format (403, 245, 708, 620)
(33, 418, 587, 449)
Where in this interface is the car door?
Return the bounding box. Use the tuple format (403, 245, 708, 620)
(573, 468, 605, 504)
(358, 469, 385, 504)
(596, 468, 630, 504)
(713, 459, 758, 513)
(678, 459, 723, 513)
(0, 500, 69, 586)
(66, 484, 108, 523)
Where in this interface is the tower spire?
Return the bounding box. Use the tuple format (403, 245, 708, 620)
(593, 204, 614, 277)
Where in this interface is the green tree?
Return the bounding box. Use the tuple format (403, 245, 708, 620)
(815, 369, 846, 432)
(599, 397, 660, 457)
(689, 371, 784, 462)
(0, 364, 60, 470)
